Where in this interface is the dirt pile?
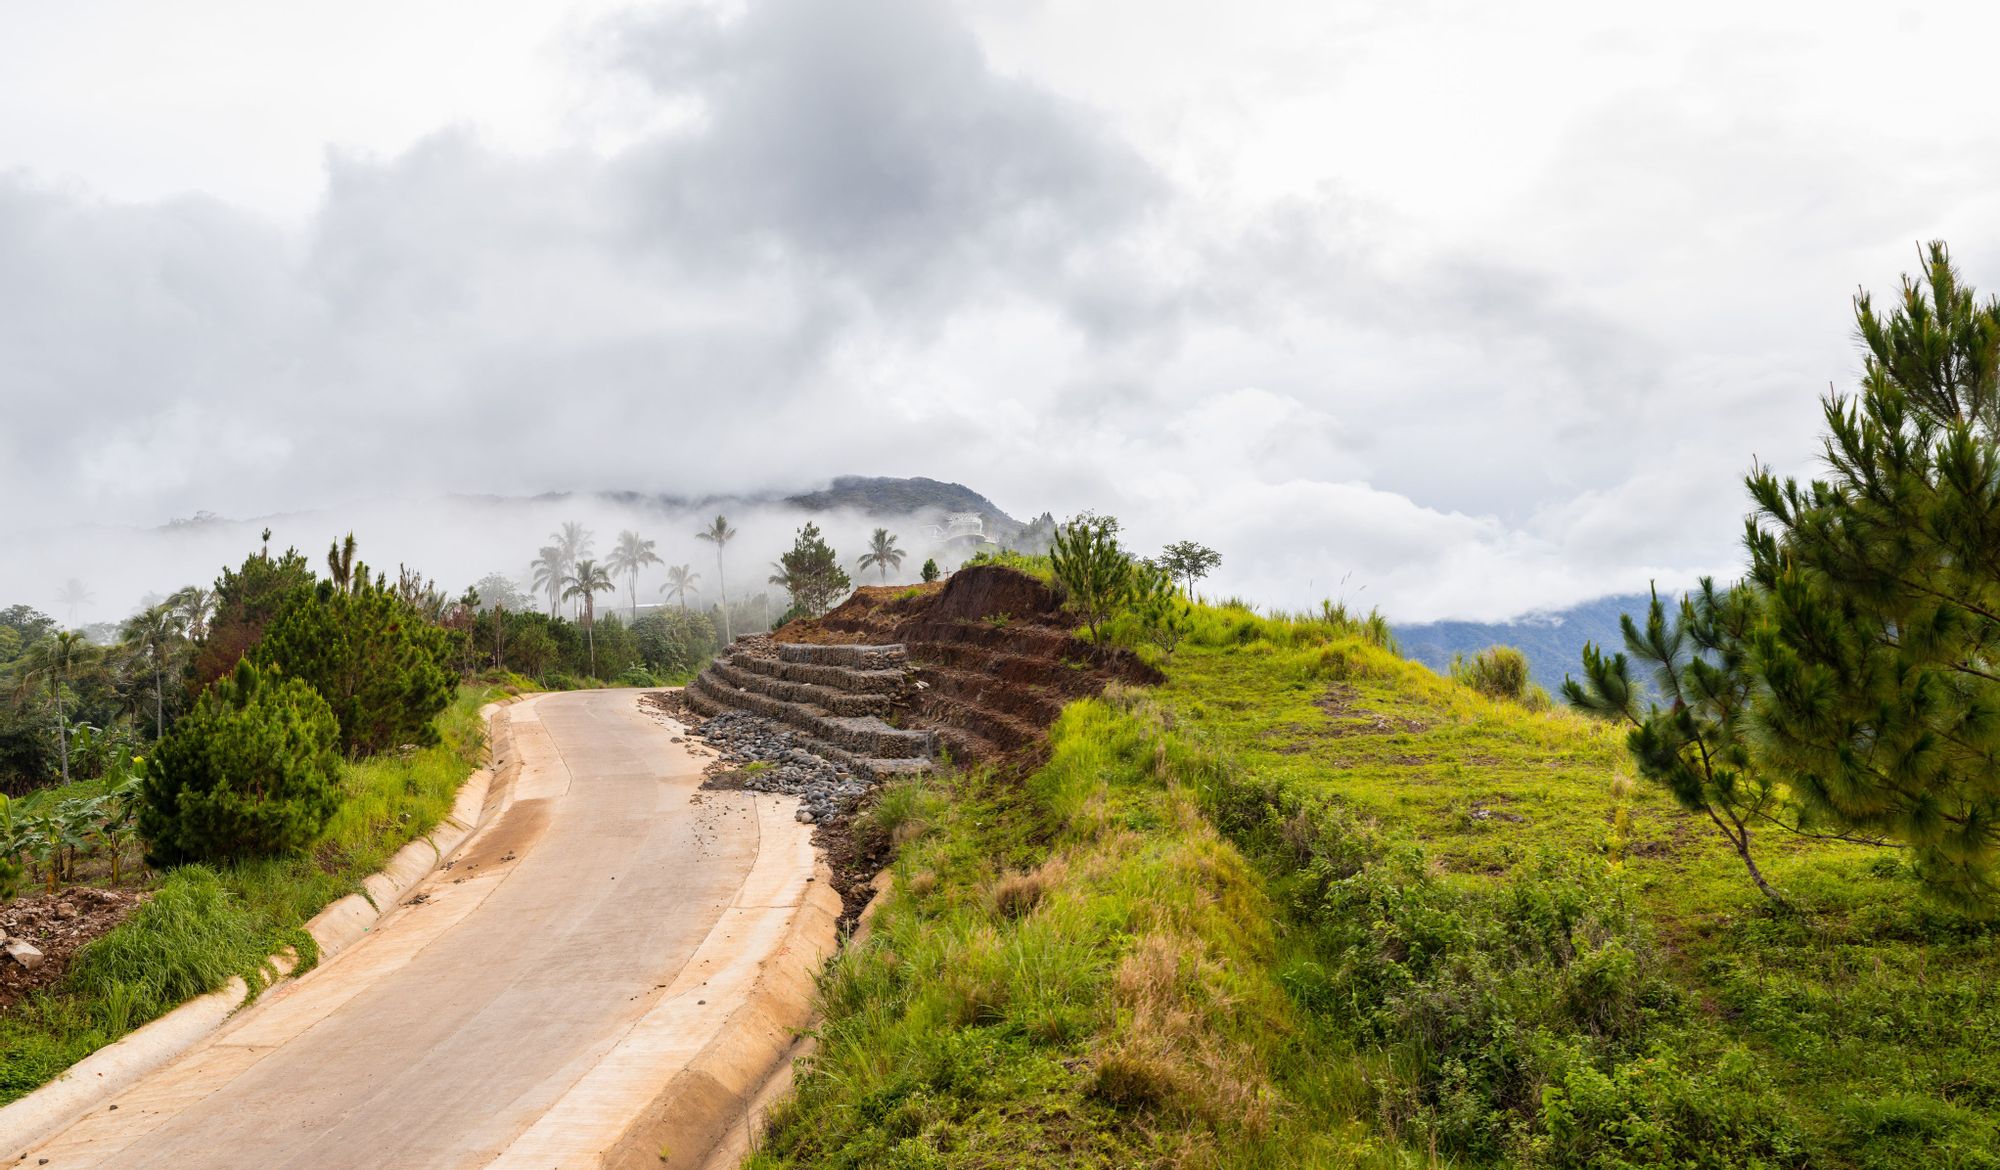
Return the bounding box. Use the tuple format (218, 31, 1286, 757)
(778, 564, 1159, 767)
(1, 886, 144, 1009)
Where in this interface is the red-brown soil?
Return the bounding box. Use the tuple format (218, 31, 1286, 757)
(775, 564, 1160, 769)
(1, 886, 146, 1010)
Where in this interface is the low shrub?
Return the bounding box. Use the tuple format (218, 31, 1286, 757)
(1450, 644, 1551, 709)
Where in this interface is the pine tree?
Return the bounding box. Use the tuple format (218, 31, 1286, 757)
(1565, 582, 1790, 904)
(139, 659, 341, 866)
(1569, 243, 2000, 910)
(768, 523, 851, 617)
(1743, 242, 2000, 908)
(1050, 513, 1132, 645)
(254, 575, 454, 757)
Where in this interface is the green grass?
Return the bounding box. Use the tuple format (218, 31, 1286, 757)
(756, 601, 2000, 1169)
(1162, 613, 2000, 1168)
(0, 684, 508, 1103)
(749, 694, 1346, 1168)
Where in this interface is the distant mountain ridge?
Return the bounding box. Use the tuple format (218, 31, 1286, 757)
(1395, 593, 1654, 694)
(158, 476, 1028, 535)
(784, 476, 1027, 541)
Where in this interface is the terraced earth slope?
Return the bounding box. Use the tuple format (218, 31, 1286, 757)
(689, 565, 1158, 769)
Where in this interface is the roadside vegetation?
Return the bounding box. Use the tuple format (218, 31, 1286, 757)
(756, 598, 1998, 1168)
(1, 683, 505, 1103)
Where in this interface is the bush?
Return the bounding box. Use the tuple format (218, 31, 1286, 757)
(254, 580, 454, 756)
(139, 660, 342, 867)
(921, 557, 940, 583)
(1451, 645, 1550, 709)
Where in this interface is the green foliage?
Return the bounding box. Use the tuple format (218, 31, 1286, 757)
(255, 579, 454, 756)
(2, 773, 142, 893)
(1451, 645, 1551, 710)
(769, 521, 852, 617)
(0, 865, 303, 1101)
(633, 607, 717, 678)
(139, 659, 342, 867)
(561, 557, 617, 677)
(1573, 245, 2000, 912)
(1741, 247, 2000, 909)
(752, 696, 1314, 1168)
(1565, 582, 1793, 904)
(0, 795, 21, 900)
(1131, 560, 1192, 658)
(962, 547, 1054, 581)
(1048, 513, 1132, 645)
(1172, 607, 2000, 1167)
(192, 547, 315, 687)
(920, 557, 941, 583)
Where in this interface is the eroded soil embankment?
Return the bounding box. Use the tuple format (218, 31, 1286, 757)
(776, 564, 1159, 766)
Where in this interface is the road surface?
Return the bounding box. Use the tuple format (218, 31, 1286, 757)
(19, 690, 833, 1170)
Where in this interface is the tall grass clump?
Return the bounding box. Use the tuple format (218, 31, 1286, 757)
(1450, 644, 1552, 710)
(0, 865, 303, 1099)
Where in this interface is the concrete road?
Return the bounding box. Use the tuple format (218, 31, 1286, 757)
(21, 690, 835, 1170)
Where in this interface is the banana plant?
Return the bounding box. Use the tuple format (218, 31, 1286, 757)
(0, 796, 24, 902)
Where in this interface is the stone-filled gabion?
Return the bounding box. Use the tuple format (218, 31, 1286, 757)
(695, 710, 872, 824)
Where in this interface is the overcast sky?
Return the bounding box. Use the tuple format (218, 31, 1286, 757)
(5, 0, 1997, 623)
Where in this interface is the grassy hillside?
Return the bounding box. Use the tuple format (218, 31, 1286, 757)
(754, 603, 1998, 1168)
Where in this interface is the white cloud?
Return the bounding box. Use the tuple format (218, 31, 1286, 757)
(3, 0, 1995, 626)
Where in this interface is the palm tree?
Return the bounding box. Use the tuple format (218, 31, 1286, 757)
(695, 514, 737, 643)
(856, 527, 906, 581)
(168, 586, 214, 641)
(562, 559, 617, 678)
(659, 564, 700, 611)
(606, 530, 663, 622)
(17, 631, 92, 784)
(122, 604, 187, 739)
(552, 522, 594, 619)
(327, 532, 358, 593)
(56, 579, 92, 626)
(531, 545, 567, 619)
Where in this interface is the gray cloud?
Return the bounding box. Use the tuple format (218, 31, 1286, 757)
(5, 0, 1985, 627)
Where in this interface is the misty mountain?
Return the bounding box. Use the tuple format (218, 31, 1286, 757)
(786, 476, 1024, 536)
(1395, 593, 1652, 695)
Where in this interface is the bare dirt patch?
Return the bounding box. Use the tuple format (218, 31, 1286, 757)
(1315, 684, 1433, 736)
(1, 887, 145, 1010)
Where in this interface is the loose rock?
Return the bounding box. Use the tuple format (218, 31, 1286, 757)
(4, 938, 46, 970)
